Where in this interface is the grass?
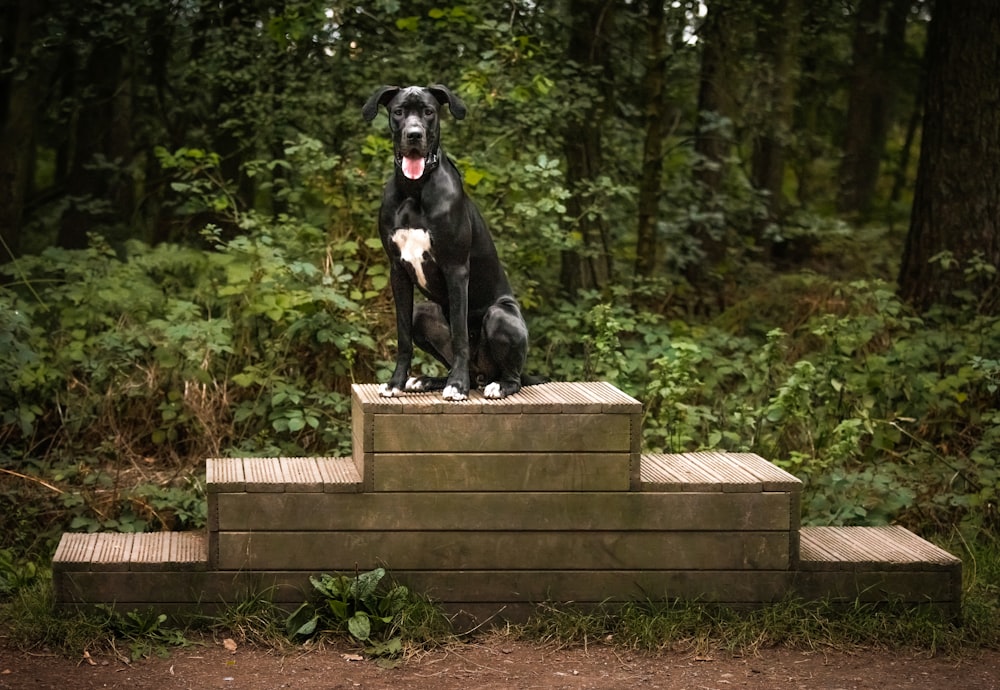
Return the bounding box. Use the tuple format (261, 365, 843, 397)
(2, 536, 997, 660)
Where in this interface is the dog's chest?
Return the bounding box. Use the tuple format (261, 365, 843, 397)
(390, 228, 434, 289)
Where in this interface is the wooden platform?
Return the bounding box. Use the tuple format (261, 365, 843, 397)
(52, 382, 962, 620)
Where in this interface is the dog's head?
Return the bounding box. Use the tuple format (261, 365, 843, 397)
(362, 84, 467, 180)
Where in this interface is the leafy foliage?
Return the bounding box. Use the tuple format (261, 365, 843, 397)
(286, 568, 449, 657)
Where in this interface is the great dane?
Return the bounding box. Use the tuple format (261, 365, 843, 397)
(362, 84, 536, 401)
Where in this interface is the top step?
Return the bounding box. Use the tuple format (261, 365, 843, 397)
(351, 381, 642, 415)
(351, 382, 644, 489)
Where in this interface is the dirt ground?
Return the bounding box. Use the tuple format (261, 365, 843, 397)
(3, 635, 1000, 690)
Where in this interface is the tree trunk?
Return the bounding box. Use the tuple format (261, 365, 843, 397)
(837, 0, 912, 219)
(751, 0, 801, 240)
(0, 0, 41, 261)
(634, 0, 667, 281)
(57, 35, 133, 250)
(898, 0, 1000, 314)
(559, 0, 615, 296)
(693, 0, 742, 196)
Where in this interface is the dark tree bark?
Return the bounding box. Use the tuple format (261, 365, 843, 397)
(693, 0, 742, 196)
(837, 0, 912, 218)
(57, 36, 133, 250)
(0, 0, 42, 261)
(686, 0, 751, 300)
(898, 0, 1000, 314)
(750, 0, 801, 237)
(559, 0, 616, 296)
(634, 0, 667, 281)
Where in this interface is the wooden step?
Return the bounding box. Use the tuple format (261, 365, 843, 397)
(50, 382, 962, 621)
(794, 526, 962, 610)
(351, 382, 642, 491)
(206, 453, 801, 571)
(52, 526, 962, 619)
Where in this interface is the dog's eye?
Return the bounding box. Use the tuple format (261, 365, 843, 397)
(424, 108, 435, 116)
(393, 108, 403, 116)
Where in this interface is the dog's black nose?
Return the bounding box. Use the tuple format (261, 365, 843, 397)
(405, 128, 423, 143)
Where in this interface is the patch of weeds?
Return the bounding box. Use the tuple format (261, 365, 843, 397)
(0, 578, 110, 654)
(0, 548, 41, 595)
(514, 588, 999, 657)
(287, 567, 451, 660)
(98, 605, 197, 660)
(210, 586, 292, 649)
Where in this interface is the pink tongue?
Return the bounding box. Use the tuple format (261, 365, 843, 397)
(402, 156, 425, 180)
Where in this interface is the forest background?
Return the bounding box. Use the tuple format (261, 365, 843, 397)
(0, 0, 998, 602)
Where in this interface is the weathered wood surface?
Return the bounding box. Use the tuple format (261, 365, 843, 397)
(215, 530, 790, 571)
(351, 381, 642, 415)
(351, 381, 642, 490)
(641, 452, 801, 492)
(371, 413, 633, 453)
(53, 532, 206, 572)
(51, 382, 962, 618)
(206, 456, 360, 494)
(213, 490, 794, 532)
(369, 452, 633, 491)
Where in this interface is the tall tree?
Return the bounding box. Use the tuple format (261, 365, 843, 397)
(559, 0, 616, 295)
(750, 0, 801, 239)
(0, 0, 42, 260)
(898, 0, 1000, 313)
(837, 0, 912, 218)
(634, 0, 668, 281)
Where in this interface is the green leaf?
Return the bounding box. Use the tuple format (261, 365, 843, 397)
(348, 611, 371, 641)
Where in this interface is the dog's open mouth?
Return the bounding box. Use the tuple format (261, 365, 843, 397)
(400, 154, 426, 180)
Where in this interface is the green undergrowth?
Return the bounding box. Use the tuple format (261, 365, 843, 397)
(2, 539, 998, 660)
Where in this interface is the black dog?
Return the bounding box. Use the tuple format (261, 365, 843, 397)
(362, 84, 533, 401)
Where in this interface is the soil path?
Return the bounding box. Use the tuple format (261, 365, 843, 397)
(3, 637, 1000, 690)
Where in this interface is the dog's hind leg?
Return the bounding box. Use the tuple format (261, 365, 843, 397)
(480, 298, 529, 399)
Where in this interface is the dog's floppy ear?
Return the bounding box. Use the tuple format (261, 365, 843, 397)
(362, 85, 400, 122)
(428, 84, 467, 120)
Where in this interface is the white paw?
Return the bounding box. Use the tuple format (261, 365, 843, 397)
(483, 382, 502, 399)
(442, 385, 467, 401)
(378, 383, 401, 397)
(405, 376, 425, 391)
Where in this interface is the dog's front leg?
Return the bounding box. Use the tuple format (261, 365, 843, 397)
(380, 263, 416, 397)
(442, 264, 471, 401)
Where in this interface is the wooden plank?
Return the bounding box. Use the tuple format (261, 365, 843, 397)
(242, 458, 284, 492)
(315, 456, 363, 492)
(214, 491, 793, 532)
(538, 382, 604, 413)
(792, 569, 961, 604)
(206, 457, 245, 493)
(373, 413, 632, 453)
(279, 457, 323, 492)
(52, 533, 97, 571)
(216, 531, 790, 571)
(54, 566, 961, 610)
(129, 532, 207, 572)
(799, 526, 961, 571)
(372, 452, 632, 492)
(641, 453, 803, 494)
(351, 389, 373, 487)
(726, 453, 802, 491)
(686, 452, 765, 492)
(353, 381, 642, 415)
(55, 569, 794, 605)
(640, 453, 722, 492)
(91, 533, 134, 572)
(55, 570, 274, 605)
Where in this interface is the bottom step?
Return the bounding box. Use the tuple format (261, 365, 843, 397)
(52, 525, 961, 620)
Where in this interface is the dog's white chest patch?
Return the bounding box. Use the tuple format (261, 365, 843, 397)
(391, 228, 432, 288)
